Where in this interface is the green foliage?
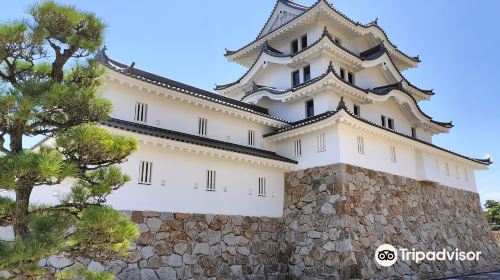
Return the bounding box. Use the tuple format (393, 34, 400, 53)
(56, 266, 113, 280)
(484, 200, 500, 225)
(0, 1, 139, 278)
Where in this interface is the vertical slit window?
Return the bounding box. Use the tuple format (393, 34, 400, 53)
(381, 115, 386, 127)
(306, 99, 314, 117)
(301, 34, 308, 49)
(138, 161, 153, 185)
(258, 177, 266, 197)
(206, 170, 216, 191)
(411, 127, 417, 138)
(294, 139, 302, 157)
(463, 168, 468, 181)
(134, 102, 148, 123)
(198, 117, 207, 136)
(388, 118, 394, 130)
(348, 72, 355, 85)
(317, 133, 326, 152)
(248, 130, 255, 146)
(292, 70, 300, 87)
(291, 39, 299, 54)
(340, 68, 345, 80)
(353, 105, 360, 116)
(446, 163, 450, 177)
(390, 146, 396, 163)
(357, 136, 364, 154)
(303, 65, 311, 82)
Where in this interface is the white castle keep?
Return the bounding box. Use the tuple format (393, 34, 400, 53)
(31, 0, 491, 218)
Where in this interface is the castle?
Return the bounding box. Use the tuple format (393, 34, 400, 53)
(25, 0, 500, 278)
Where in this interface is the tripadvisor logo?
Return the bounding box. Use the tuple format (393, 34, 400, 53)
(374, 244, 481, 267)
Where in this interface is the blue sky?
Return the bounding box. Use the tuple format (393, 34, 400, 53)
(2, 1, 499, 205)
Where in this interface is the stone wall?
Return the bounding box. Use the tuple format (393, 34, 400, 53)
(282, 163, 500, 279)
(39, 212, 286, 279)
(27, 163, 500, 279)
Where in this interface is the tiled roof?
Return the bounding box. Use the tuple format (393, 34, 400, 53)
(104, 118, 297, 164)
(96, 49, 289, 124)
(241, 62, 451, 129)
(218, 28, 432, 97)
(263, 101, 491, 166)
(225, 0, 419, 64)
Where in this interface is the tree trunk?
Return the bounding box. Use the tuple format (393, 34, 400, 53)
(13, 186, 32, 238)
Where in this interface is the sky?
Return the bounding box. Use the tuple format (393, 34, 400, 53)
(2, 0, 499, 206)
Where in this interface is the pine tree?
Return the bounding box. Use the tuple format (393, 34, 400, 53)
(0, 1, 139, 278)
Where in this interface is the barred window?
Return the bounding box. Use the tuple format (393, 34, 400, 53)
(357, 136, 364, 154)
(294, 139, 302, 157)
(134, 102, 148, 123)
(198, 117, 207, 136)
(317, 133, 326, 152)
(138, 161, 153, 185)
(206, 170, 216, 191)
(258, 177, 266, 197)
(248, 130, 255, 146)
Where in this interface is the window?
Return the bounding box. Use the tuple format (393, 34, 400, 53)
(411, 127, 417, 138)
(353, 105, 360, 116)
(292, 70, 300, 87)
(138, 161, 153, 185)
(303, 65, 311, 82)
(134, 102, 148, 123)
(388, 118, 394, 130)
(301, 34, 308, 49)
(390, 146, 397, 163)
(258, 177, 266, 197)
(248, 130, 255, 146)
(347, 72, 355, 85)
(357, 136, 364, 154)
(340, 68, 346, 80)
(381, 115, 386, 127)
(198, 117, 208, 136)
(317, 133, 326, 152)
(294, 139, 302, 157)
(334, 37, 342, 45)
(291, 39, 299, 54)
(306, 99, 314, 117)
(445, 163, 450, 177)
(206, 170, 216, 191)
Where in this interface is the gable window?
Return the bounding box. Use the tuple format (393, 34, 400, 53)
(292, 70, 300, 87)
(248, 130, 255, 146)
(387, 118, 394, 130)
(390, 146, 397, 163)
(294, 139, 302, 157)
(411, 127, 417, 138)
(138, 161, 153, 185)
(198, 117, 208, 136)
(134, 102, 148, 123)
(206, 170, 216, 191)
(353, 105, 360, 116)
(306, 99, 314, 117)
(381, 115, 386, 127)
(317, 133, 326, 152)
(347, 72, 355, 85)
(291, 39, 299, 54)
(303, 65, 311, 82)
(340, 68, 346, 80)
(301, 34, 308, 49)
(258, 177, 266, 197)
(357, 136, 364, 154)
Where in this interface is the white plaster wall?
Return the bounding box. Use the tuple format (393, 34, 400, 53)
(275, 127, 340, 170)
(356, 66, 393, 89)
(24, 138, 287, 217)
(101, 82, 276, 151)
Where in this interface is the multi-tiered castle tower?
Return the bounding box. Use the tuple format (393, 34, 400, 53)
(22, 0, 499, 278)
